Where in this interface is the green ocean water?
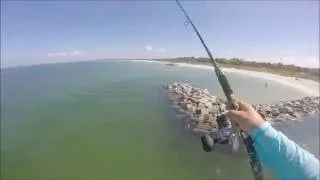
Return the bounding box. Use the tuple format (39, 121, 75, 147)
(1, 61, 316, 179)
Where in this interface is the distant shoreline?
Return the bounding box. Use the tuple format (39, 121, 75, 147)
(2, 59, 319, 96)
(129, 60, 320, 96)
(156, 58, 319, 82)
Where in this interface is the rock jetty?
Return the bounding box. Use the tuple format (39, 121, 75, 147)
(164, 82, 320, 134)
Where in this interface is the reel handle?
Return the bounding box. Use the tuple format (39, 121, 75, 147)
(201, 134, 214, 152)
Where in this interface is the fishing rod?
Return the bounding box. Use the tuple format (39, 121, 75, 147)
(175, 1, 263, 180)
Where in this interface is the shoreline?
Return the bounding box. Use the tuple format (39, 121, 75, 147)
(129, 60, 319, 96)
(3, 59, 319, 96)
(176, 63, 319, 96)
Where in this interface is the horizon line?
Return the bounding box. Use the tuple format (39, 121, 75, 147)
(1, 57, 319, 70)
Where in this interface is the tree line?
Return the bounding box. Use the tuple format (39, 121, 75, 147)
(160, 57, 319, 78)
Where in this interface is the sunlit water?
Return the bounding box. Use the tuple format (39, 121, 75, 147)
(1, 61, 318, 179)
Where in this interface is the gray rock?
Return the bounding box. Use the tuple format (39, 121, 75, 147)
(212, 101, 219, 106)
(198, 103, 206, 109)
(274, 114, 290, 122)
(192, 95, 203, 100)
(290, 112, 299, 118)
(195, 107, 202, 115)
(219, 104, 227, 113)
(207, 115, 217, 122)
(207, 96, 217, 102)
(178, 94, 187, 101)
(302, 107, 308, 113)
(285, 107, 293, 113)
(272, 109, 280, 116)
(263, 105, 272, 113)
(187, 104, 196, 114)
(279, 107, 287, 113)
(175, 89, 183, 95)
(293, 101, 301, 106)
(204, 114, 210, 121)
(182, 88, 191, 94)
(265, 117, 273, 121)
(204, 101, 213, 109)
(198, 115, 205, 122)
(192, 92, 201, 97)
(165, 82, 320, 127)
(312, 100, 319, 105)
(196, 122, 213, 131)
(200, 96, 211, 102)
(178, 101, 189, 110)
(203, 89, 211, 96)
(211, 106, 220, 114)
(257, 109, 267, 119)
(188, 97, 200, 104)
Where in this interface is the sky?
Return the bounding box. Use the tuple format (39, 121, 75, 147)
(1, 0, 319, 68)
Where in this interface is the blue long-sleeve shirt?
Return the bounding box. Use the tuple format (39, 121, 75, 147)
(251, 122, 319, 180)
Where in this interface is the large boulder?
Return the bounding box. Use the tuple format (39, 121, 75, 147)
(195, 107, 209, 115)
(195, 107, 202, 115)
(272, 109, 280, 116)
(179, 101, 189, 110)
(203, 101, 213, 109)
(209, 106, 220, 114)
(206, 115, 217, 126)
(285, 107, 294, 113)
(263, 105, 272, 113)
(203, 89, 210, 95)
(187, 104, 196, 114)
(279, 107, 287, 114)
(219, 104, 227, 113)
(203, 114, 210, 121)
(191, 90, 202, 97)
(196, 103, 209, 115)
(188, 97, 200, 104)
(196, 122, 213, 131)
(257, 109, 267, 119)
(197, 115, 204, 122)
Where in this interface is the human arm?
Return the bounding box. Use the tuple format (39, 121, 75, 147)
(227, 101, 319, 180)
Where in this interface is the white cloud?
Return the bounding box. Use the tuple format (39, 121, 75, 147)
(69, 50, 81, 56)
(157, 48, 166, 53)
(47, 50, 82, 57)
(145, 45, 153, 51)
(48, 52, 67, 57)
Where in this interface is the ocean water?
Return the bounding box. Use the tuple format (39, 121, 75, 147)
(1, 61, 318, 179)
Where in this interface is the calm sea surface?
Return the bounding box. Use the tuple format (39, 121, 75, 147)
(1, 61, 318, 179)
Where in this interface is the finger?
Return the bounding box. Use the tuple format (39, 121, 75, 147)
(226, 102, 239, 110)
(226, 110, 246, 122)
(238, 101, 252, 111)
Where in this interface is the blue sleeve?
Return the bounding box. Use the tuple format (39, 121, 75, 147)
(251, 122, 319, 180)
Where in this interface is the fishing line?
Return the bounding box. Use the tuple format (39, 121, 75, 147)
(175, 1, 263, 179)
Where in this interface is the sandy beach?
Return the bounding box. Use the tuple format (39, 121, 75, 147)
(129, 60, 319, 96)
